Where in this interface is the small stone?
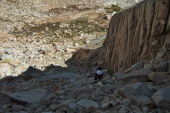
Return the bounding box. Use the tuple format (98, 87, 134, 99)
(68, 103, 77, 110)
(142, 106, 149, 113)
(151, 87, 170, 112)
(50, 104, 59, 111)
(130, 105, 142, 112)
(12, 104, 24, 112)
(120, 99, 131, 107)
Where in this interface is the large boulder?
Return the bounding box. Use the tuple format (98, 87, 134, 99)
(148, 72, 170, 85)
(118, 82, 151, 98)
(8, 88, 47, 104)
(124, 61, 144, 73)
(22, 66, 47, 80)
(151, 87, 170, 111)
(130, 95, 154, 110)
(118, 67, 154, 82)
(154, 62, 169, 72)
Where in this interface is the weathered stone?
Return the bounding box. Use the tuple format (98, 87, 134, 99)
(120, 99, 132, 107)
(50, 72, 83, 82)
(119, 82, 151, 97)
(12, 104, 24, 112)
(142, 106, 149, 113)
(151, 87, 170, 112)
(22, 66, 47, 80)
(77, 99, 99, 109)
(8, 88, 47, 104)
(124, 61, 144, 73)
(148, 72, 170, 85)
(0, 63, 13, 78)
(68, 103, 77, 111)
(130, 105, 142, 112)
(118, 67, 154, 82)
(2, 54, 12, 59)
(154, 62, 169, 72)
(75, 77, 95, 85)
(101, 101, 116, 110)
(50, 104, 59, 111)
(130, 95, 154, 110)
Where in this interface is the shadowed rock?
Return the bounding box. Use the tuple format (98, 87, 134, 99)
(8, 88, 47, 105)
(77, 99, 99, 109)
(148, 72, 170, 85)
(151, 87, 170, 112)
(22, 66, 47, 80)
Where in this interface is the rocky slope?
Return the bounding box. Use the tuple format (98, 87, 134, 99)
(2, 0, 170, 113)
(1, 60, 170, 113)
(70, 0, 170, 72)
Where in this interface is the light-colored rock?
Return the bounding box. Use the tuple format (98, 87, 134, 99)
(0, 63, 13, 78)
(2, 54, 12, 59)
(68, 103, 77, 111)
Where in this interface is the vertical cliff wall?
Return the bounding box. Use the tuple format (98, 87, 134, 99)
(103, 0, 170, 71)
(68, 0, 170, 72)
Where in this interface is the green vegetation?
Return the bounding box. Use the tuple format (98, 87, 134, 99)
(105, 4, 122, 13)
(26, 16, 108, 43)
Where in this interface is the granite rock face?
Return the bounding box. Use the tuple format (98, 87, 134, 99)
(70, 0, 170, 72)
(103, 0, 170, 71)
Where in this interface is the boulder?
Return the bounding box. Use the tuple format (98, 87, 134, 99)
(118, 82, 151, 97)
(8, 88, 47, 104)
(22, 66, 47, 80)
(148, 72, 170, 85)
(77, 99, 99, 109)
(154, 62, 169, 72)
(118, 67, 154, 82)
(2, 54, 12, 59)
(0, 63, 13, 78)
(124, 61, 144, 73)
(151, 87, 170, 111)
(130, 95, 154, 110)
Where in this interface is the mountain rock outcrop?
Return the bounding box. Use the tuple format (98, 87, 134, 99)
(69, 0, 170, 72)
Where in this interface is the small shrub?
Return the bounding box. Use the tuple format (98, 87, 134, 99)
(105, 4, 122, 13)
